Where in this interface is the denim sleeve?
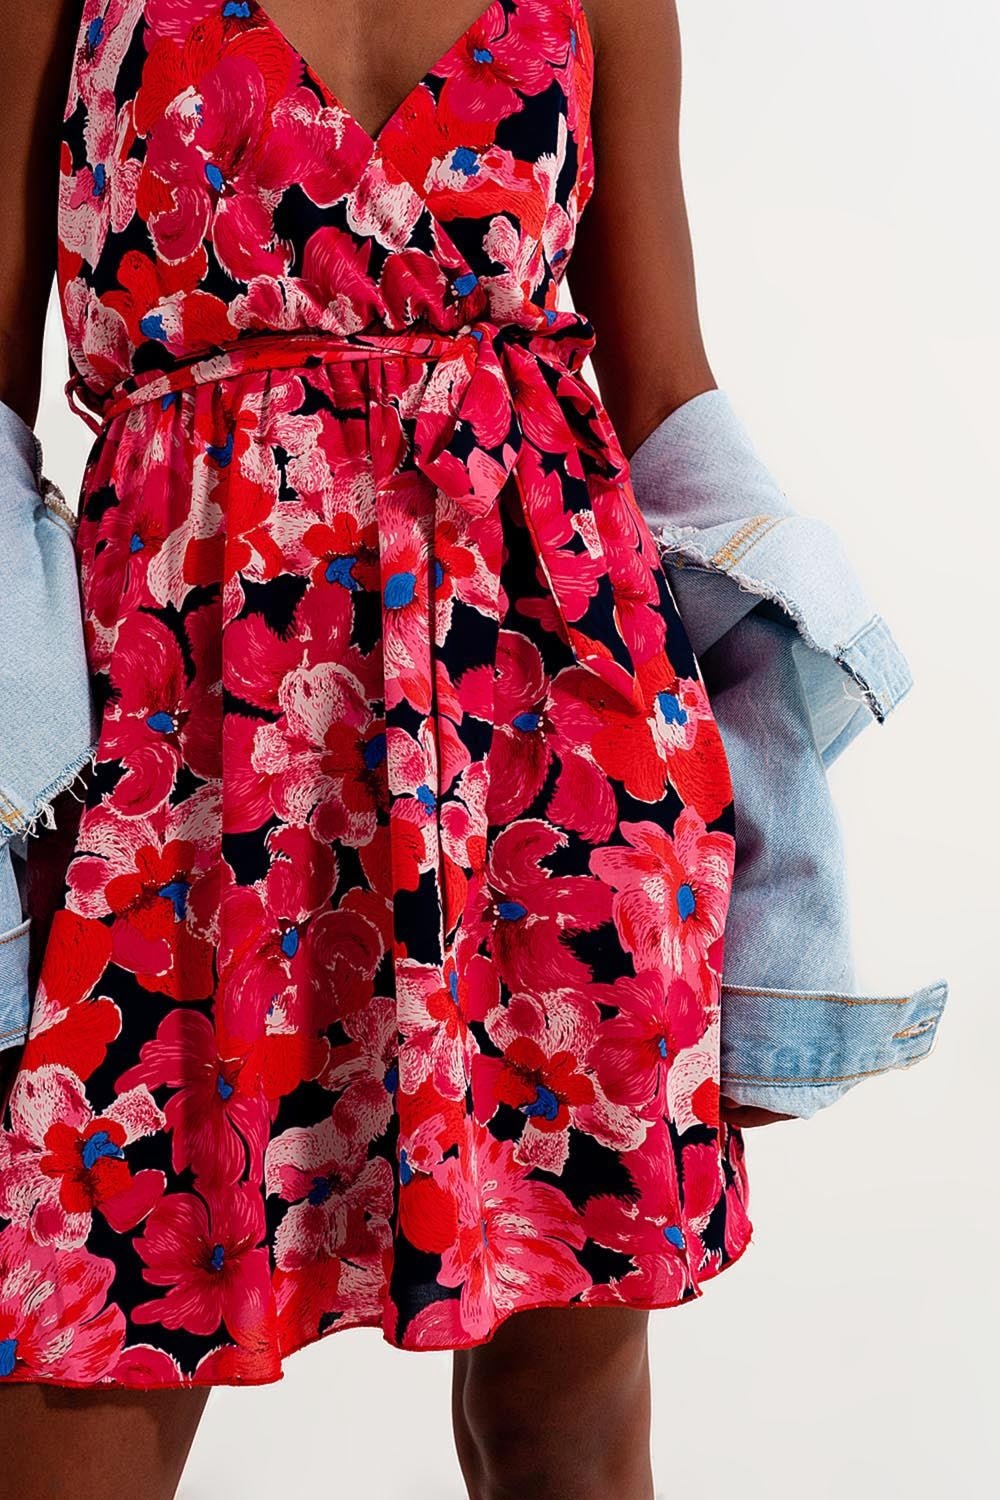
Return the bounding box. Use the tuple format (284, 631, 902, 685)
(688, 599, 948, 1119)
(0, 835, 31, 1053)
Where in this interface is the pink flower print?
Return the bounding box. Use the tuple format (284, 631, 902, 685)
(116, 1008, 274, 1189)
(589, 809, 734, 994)
(475, 990, 646, 1171)
(218, 828, 385, 1036)
(318, 993, 398, 1149)
(587, 971, 709, 1120)
(678, 1143, 727, 1234)
(266, 1103, 395, 1271)
(581, 1131, 694, 1306)
(0, 1226, 126, 1384)
(100, 249, 237, 372)
(138, 43, 290, 279)
(476, 630, 555, 822)
(104, 607, 221, 815)
(483, 819, 613, 991)
(58, 90, 141, 271)
(132, 1183, 274, 1345)
(397, 962, 471, 1102)
(0, 1064, 165, 1249)
(379, 530, 434, 715)
(436, 3, 554, 124)
(436, 1134, 589, 1340)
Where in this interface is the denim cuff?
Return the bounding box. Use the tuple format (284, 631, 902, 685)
(0, 839, 30, 1053)
(719, 978, 949, 1118)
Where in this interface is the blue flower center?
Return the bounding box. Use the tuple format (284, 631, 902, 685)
(209, 1243, 225, 1271)
(480, 1217, 489, 1247)
(205, 162, 225, 191)
(657, 1035, 669, 1059)
(451, 146, 480, 176)
(307, 1175, 334, 1206)
(522, 1084, 559, 1121)
(139, 312, 166, 342)
(0, 1339, 17, 1378)
(326, 555, 360, 590)
(91, 162, 106, 197)
(383, 1062, 398, 1094)
(146, 711, 176, 734)
(433, 559, 445, 589)
(363, 733, 387, 769)
(158, 878, 190, 920)
(473, 47, 493, 63)
(497, 900, 527, 922)
(217, 1074, 234, 1101)
(663, 1225, 685, 1249)
(416, 783, 436, 812)
(206, 429, 234, 466)
(280, 926, 300, 958)
(453, 271, 479, 297)
(222, 1, 251, 16)
(399, 1148, 413, 1186)
(676, 883, 696, 922)
(384, 571, 416, 608)
(81, 1131, 125, 1171)
(656, 691, 688, 726)
(129, 530, 145, 553)
(512, 711, 540, 732)
(449, 970, 459, 1005)
(86, 17, 104, 49)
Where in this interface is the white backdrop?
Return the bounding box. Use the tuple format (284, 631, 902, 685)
(35, 1, 998, 1495)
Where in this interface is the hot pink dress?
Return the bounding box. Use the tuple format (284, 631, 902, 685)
(0, 0, 752, 1388)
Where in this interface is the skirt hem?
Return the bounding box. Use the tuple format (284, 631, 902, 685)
(0, 1217, 755, 1391)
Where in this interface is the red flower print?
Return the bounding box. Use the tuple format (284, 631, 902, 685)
(0, 1065, 165, 1248)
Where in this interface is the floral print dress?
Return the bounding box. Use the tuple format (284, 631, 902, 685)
(0, 0, 753, 1388)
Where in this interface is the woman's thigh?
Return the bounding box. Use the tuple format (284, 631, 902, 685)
(0, 1384, 209, 1500)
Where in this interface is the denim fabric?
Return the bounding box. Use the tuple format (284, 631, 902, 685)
(627, 389, 949, 1118)
(0, 398, 97, 1053)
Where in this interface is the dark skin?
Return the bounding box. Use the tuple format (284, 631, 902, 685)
(0, 2, 793, 1495)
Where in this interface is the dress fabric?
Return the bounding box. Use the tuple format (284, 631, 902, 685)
(0, 0, 752, 1388)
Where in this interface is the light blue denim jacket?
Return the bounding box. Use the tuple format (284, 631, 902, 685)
(627, 391, 948, 1117)
(0, 400, 96, 1051)
(0, 392, 949, 1122)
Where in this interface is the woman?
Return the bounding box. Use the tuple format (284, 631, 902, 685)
(0, 2, 943, 1497)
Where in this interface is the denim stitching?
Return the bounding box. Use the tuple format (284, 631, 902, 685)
(721, 985, 917, 1006)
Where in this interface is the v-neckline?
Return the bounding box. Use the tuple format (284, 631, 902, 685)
(248, 0, 532, 155)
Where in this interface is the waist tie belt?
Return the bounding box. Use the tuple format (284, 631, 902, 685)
(64, 319, 641, 706)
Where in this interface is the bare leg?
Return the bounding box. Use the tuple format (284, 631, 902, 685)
(452, 1306, 655, 1500)
(0, 1385, 210, 1500)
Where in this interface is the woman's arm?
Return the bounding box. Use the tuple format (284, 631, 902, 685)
(567, 0, 715, 460)
(0, 0, 81, 425)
